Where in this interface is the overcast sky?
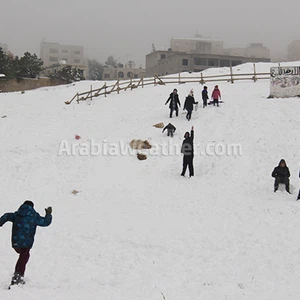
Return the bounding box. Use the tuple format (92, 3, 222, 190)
(1, 0, 299, 66)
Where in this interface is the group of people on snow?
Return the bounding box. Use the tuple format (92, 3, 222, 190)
(1, 82, 299, 289)
(164, 87, 300, 198)
(165, 85, 222, 120)
(164, 85, 221, 178)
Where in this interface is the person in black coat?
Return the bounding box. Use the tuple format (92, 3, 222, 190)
(183, 90, 198, 121)
(181, 126, 194, 177)
(271, 159, 291, 193)
(202, 86, 208, 108)
(165, 89, 181, 118)
(162, 123, 176, 137)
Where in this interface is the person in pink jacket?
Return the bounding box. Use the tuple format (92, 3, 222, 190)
(211, 85, 221, 107)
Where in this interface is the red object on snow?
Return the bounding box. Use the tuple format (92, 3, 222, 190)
(75, 135, 81, 140)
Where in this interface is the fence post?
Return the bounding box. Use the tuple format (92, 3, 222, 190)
(230, 65, 234, 83)
(154, 75, 156, 86)
(90, 85, 93, 100)
(142, 76, 144, 88)
(117, 80, 120, 94)
(76, 92, 79, 103)
(130, 77, 133, 90)
(253, 63, 257, 82)
(200, 73, 204, 85)
(104, 82, 107, 97)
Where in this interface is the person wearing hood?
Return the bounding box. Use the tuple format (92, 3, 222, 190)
(211, 85, 221, 107)
(183, 89, 198, 121)
(165, 88, 181, 118)
(0, 200, 52, 286)
(271, 159, 291, 193)
(181, 126, 194, 177)
(162, 123, 176, 137)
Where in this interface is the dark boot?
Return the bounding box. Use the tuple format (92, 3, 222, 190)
(274, 186, 278, 192)
(11, 273, 25, 285)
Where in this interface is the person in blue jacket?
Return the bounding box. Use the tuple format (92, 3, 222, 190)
(0, 200, 52, 285)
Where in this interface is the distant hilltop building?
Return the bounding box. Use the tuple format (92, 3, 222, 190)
(146, 37, 270, 76)
(40, 41, 87, 76)
(0, 43, 8, 53)
(102, 61, 145, 80)
(287, 40, 300, 61)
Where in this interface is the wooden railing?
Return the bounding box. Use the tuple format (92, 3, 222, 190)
(65, 64, 270, 104)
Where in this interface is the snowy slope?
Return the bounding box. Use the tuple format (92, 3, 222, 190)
(0, 62, 300, 300)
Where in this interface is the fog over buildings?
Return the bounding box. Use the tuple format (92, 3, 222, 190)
(1, 0, 299, 66)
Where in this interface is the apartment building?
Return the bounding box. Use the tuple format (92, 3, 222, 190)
(287, 40, 300, 61)
(146, 37, 270, 76)
(102, 62, 145, 80)
(40, 41, 87, 76)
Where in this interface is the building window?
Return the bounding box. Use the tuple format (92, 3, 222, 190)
(74, 50, 81, 55)
(182, 59, 188, 66)
(220, 59, 230, 67)
(104, 74, 110, 79)
(74, 59, 81, 64)
(194, 57, 207, 66)
(118, 71, 124, 78)
(62, 49, 68, 53)
(208, 59, 219, 67)
(134, 74, 138, 79)
(231, 60, 242, 66)
(49, 48, 59, 53)
(160, 54, 166, 59)
(127, 72, 133, 78)
(49, 57, 58, 62)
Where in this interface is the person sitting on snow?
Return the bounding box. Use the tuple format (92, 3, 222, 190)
(162, 123, 176, 137)
(271, 159, 291, 194)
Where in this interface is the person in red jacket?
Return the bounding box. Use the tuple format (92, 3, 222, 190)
(211, 85, 221, 107)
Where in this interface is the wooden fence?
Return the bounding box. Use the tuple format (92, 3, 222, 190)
(65, 64, 270, 105)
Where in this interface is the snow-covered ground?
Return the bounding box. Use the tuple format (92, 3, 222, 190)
(0, 62, 300, 300)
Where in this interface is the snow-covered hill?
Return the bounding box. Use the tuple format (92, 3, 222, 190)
(0, 62, 300, 300)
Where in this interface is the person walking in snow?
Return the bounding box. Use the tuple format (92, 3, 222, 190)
(0, 200, 52, 286)
(211, 85, 221, 107)
(271, 159, 291, 193)
(162, 123, 176, 137)
(181, 126, 194, 177)
(183, 89, 198, 121)
(202, 86, 209, 108)
(165, 89, 181, 118)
